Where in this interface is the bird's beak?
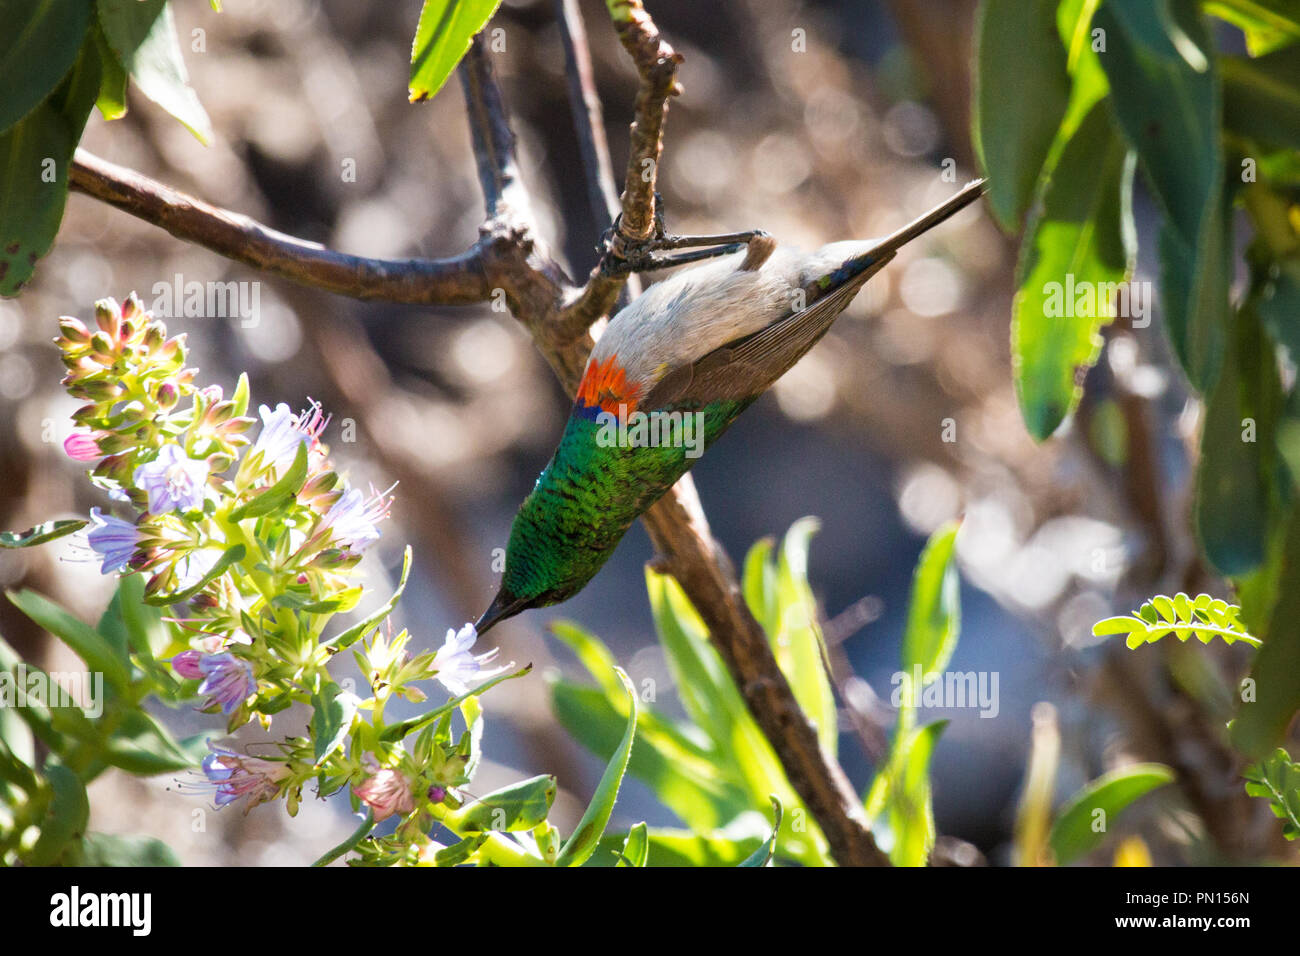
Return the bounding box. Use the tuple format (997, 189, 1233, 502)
(474, 589, 530, 636)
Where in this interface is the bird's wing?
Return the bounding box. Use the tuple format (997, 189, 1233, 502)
(643, 251, 895, 408)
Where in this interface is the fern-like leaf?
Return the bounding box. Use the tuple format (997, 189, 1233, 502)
(1243, 749, 1300, 840)
(1092, 593, 1260, 648)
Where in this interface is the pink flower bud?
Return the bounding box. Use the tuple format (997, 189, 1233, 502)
(353, 766, 414, 823)
(171, 650, 204, 680)
(63, 431, 102, 461)
(156, 382, 179, 410)
(57, 316, 91, 346)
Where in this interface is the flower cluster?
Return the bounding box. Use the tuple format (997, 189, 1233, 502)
(58, 295, 521, 865)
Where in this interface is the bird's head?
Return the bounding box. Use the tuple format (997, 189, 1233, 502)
(474, 488, 598, 635)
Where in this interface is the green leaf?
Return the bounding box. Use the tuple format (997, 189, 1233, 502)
(27, 761, 89, 865)
(738, 797, 783, 867)
(1223, 46, 1300, 149)
(102, 709, 201, 774)
(323, 546, 412, 649)
(1096, 0, 1227, 392)
(0, 518, 87, 548)
(742, 536, 780, 637)
(1205, 0, 1300, 55)
(646, 569, 795, 816)
(91, 22, 128, 121)
(900, 520, 962, 703)
(973, 0, 1071, 229)
(0, 35, 101, 296)
(588, 822, 768, 867)
(1094, 592, 1259, 647)
(444, 774, 556, 832)
(556, 666, 636, 867)
(1242, 747, 1300, 839)
(1048, 762, 1174, 864)
(144, 544, 244, 606)
(0, 0, 93, 134)
(1195, 303, 1284, 576)
(1232, 508, 1300, 756)
(97, 0, 212, 142)
(378, 664, 530, 742)
(7, 587, 131, 692)
(409, 0, 503, 103)
(1011, 102, 1136, 439)
(864, 720, 947, 866)
(551, 680, 750, 832)
(311, 681, 358, 766)
(774, 518, 838, 757)
(76, 832, 181, 866)
(617, 822, 648, 867)
(229, 441, 308, 520)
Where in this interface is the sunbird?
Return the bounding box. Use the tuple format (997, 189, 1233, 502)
(475, 180, 986, 634)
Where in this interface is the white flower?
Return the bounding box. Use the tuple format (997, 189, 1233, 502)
(432, 623, 509, 696)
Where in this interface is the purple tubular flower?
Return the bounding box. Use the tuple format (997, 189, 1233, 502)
(133, 443, 209, 514)
(432, 623, 508, 696)
(253, 403, 304, 471)
(202, 744, 289, 811)
(323, 486, 391, 554)
(197, 653, 257, 715)
(87, 507, 139, 574)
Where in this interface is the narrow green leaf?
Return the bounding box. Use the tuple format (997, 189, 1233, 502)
(144, 544, 244, 606)
(323, 546, 412, 649)
(0, 518, 87, 549)
(774, 519, 838, 757)
(1011, 102, 1136, 439)
(901, 520, 962, 691)
(7, 588, 131, 692)
(229, 441, 308, 520)
(556, 666, 637, 867)
(618, 822, 649, 867)
(1205, 0, 1300, 55)
(738, 797, 783, 867)
(551, 680, 750, 832)
(1048, 762, 1174, 864)
(444, 774, 556, 832)
(409, 0, 503, 103)
(91, 22, 128, 121)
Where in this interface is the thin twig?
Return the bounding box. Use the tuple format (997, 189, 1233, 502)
(555, 0, 622, 232)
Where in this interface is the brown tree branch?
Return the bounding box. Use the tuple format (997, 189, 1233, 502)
(65, 14, 889, 866)
(69, 149, 491, 306)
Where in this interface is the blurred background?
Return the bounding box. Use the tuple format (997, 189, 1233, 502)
(0, 0, 1276, 864)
